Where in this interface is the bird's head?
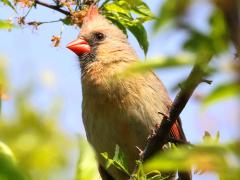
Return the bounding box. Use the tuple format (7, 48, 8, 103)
(67, 5, 135, 68)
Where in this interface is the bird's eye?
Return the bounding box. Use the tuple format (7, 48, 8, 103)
(94, 32, 105, 41)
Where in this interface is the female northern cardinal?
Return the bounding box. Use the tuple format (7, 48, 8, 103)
(67, 6, 191, 180)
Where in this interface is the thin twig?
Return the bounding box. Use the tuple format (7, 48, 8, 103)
(27, 19, 62, 26)
(201, 79, 213, 85)
(35, 0, 71, 15)
(24, 6, 33, 17)
(142, 54, 212, 161)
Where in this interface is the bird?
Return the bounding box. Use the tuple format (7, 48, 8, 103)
(67, 5, 191, 180)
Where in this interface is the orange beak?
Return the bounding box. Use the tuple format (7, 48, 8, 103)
(67, 37, 91, 55)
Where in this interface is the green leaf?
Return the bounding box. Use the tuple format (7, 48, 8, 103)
(209, 9, 229, 54)
(154, 0, 190, 31)
(202, 82, 240, 106)
(131, 1, 155, 19)
(132, 160, 147, 180)
(102, 0, 153, 54)
(184, 30, 213, 53)
(100, 0, 112, 9)
(203, 131, 220, 144)
(112, 145, 129, 175)
(0, 20, 14, 29)
(127, 24, 149, 55)
(121, 54, 194, 76)
(1, 0, 17, 12)
(75, 138, 100, 180)
(144, 142, 240, 179)
(184, 9, 229, 55)
(0, 141, 15, 162)
(0, 141, 27, 180)
(101, 145, 129, 175)
(104, 1, 131, 15)
(61, 17, 73, 25)
(105, 16, 127, 35)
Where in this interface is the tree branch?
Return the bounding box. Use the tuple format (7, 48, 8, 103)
(131, 53, 212, 178)
(143, 54, 212, 160)
(35, 0, 71, 16)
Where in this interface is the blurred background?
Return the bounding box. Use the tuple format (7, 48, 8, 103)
(0, 0, 239, 179)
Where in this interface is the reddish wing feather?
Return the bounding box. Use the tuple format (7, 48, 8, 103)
(170, 119, 187, 141)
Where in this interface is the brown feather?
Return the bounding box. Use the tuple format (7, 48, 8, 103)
(77, 7, 190, 180)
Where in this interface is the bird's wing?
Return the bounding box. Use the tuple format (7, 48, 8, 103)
(149, 72, 187, 142)
(169, 117, 187, 141)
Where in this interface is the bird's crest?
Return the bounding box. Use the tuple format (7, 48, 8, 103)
(84, 5, 99, 23)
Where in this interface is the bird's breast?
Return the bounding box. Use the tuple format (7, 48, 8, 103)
(81, 76, 153, 173)
(81, 64, 170, 179)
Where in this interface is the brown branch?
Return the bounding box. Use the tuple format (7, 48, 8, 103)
(131, 53, 212, 179)
(35, 0, 71, 16)
(142, 54, 212, 161)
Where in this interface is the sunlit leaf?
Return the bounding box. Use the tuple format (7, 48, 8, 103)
(153, 0, 190, 31)
(0, 20, 14, 29)
(1, 0, 17, 12)
(0, 141, 15, 162)
(0, 141, 27, 180)
(121, 54, 194, 76)
(184, 30, 213, 53)
(209, 9, 229, 53)
(184, 9, 229, 55)
(105, 16, 127, 35)
(144, 142, 240, 179)
(0, 86, 73, 179)
(128, 1, 154, 18)
(102, 0, 153, 54)
(112, 145, 129, 175)
(104, 1, 131, 15)
(75, 138, 100, 180)
(203, 82, 240, 106)
(128, 24, 148, 55)
(101, 145, 129, 175)
(203, 131, 220, 143)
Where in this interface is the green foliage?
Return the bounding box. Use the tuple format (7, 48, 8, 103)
(0, 0, 16, 12)
(102, 0, 154, 54)
(184, 9, 229, 55)
(0, 141, 28, 180)
(0, 20, 14, 29)
(101, 134, 239, 180)
(209, 9, 229, 54)
(1, 1, 239, 180)
(144, 140, 240, 180)
(75, 138, 100, 180)
(203, 82, 240, 106)
(153, 0, 190, 31)
(0, 81, 74, 179)
(101, 145, 130, 175)
(132, 160, 170, 180)
(121, 54, 195, 76)
(127, 24, 148, 55)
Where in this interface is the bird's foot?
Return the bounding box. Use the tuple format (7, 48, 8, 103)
(136, 146, 144, 156)
(148, 123, 161, 140)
